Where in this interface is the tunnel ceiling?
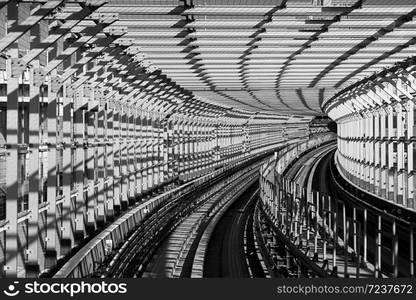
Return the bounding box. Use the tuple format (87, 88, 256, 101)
(94, 0, 416, 115)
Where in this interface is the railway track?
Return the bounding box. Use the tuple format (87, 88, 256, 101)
(53, 145, 291, 278)
(258, 143, 338, 277)
(200, 183, 266, 278)
(142, 163, 265, 278)
(67, 136, 415, 279)
(186, 143, 340, 279)
(100, 150, 282, 278)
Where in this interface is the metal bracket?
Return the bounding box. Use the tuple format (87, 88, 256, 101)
(104, 26, 128, 37)
(147, 65, 159, 73)
(83, 83, 92, 98)
(66, 83, 74, 98)
(11, 58, 26, 78)
(108, 100, 114, 110)
(126, 46, 143, 56)
(95, 87, 104, 106)
(87, 12, 119, 24)
(113, 38, 135, 47)
(33, 68, 46, 87)
(50, 76, 62, 93)
(139, 60, 151, 68)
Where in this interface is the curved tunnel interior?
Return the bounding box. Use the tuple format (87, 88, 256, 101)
(0, 0, 415, 279)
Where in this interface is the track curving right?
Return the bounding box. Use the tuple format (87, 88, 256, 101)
(203, 181, 266, 278)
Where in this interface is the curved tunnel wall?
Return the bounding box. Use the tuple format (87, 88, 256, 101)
(324, 63, 416, 211)
(0, 2, 312, 277)
(3, 0, 416, 278)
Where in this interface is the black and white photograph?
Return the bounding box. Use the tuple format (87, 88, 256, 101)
(0, 0, 415, 298)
